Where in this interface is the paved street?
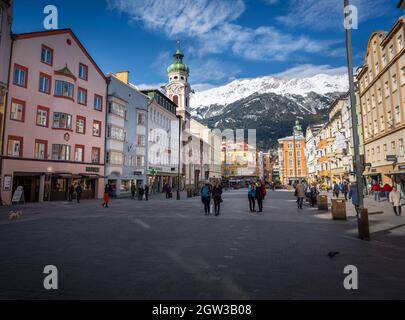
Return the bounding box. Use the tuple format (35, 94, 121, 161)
(0, 189, 404, 300)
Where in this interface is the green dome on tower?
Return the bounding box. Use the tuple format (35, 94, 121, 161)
(167, 49, 189, 75)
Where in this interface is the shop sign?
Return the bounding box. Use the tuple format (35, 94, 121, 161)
(134, 171, 143, 176)
(3, 175, 12, 191)
(386, 155, 398, 162)
(86, 167, 100, 173)
(398, 165, 405, 170)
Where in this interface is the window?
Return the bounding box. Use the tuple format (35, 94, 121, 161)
(391, 141, 396, 154)
(389, 45, 395, 59)
(380, 115, 385, 132)
(377, 88, 382, 103)
(392, 74, 398, 91)
(76, 116, 86, 134)
(383, 144, 387, 159)
(52, 144, 71, 161)
(108, 125, 125, 141)
(74, 145, 85, 162)
(385, 81, 390, 97)
(79, 63, 88, 81)
(108, 101, 126, 118)
(55, 80, 74, 99)
(94, 94, 103, 111)
(108, 151, 123, 166)
(77, 87, 87, 105)
(137, 135, 146, 147)
(36, 106, 49, 127)
(399, 139, 405, 157)
(7, 136, 23, 157)
(398, 35, 403, 50)
(53, 112, 72, 130)
(138, 113, 146, 125)
(35, 140, 47, 160)
(38, 72, 51, 94)
(387, 110, 393, 128)
(375, 62, 379, 74)
(136, 156, 144, 168)
(401, 66, 405, 85)
(382, 53, 387, 67)
(395, 105, 401, 124)
(93, 120, 102, 137)
(13, 64, 28, 88)
(41, 45, 53, 65)
(376, 146, 381, 161)
(10, 99, 25, 122)
(91, 147, 100, 164)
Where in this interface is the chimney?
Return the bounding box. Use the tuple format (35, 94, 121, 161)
(115, 71, 130, 84)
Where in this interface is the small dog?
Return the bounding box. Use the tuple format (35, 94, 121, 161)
(8, 211, 22, 221)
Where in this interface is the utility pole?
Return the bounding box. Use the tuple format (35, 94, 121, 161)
(177, 115, 182, 200)
(344, 0, 369, 240)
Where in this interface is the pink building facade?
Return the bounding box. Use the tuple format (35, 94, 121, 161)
(1, 29, 107, 202)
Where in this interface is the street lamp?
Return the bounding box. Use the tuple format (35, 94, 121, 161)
(344, 0, 369, 240)
(176, 115, 182, 200)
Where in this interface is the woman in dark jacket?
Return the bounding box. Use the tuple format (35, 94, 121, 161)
(212, 182, 223, 216)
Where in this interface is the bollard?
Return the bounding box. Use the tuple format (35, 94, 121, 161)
(331, 199, 347, 220)
(317, 195, 329, 211)
(357, 208, 370, 241)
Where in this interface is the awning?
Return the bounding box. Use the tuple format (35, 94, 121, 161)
(54, 173, 81, 179)
(80, 174, 106, 179)
(385, 171, 405, 176)
(363, 172, 382, 177)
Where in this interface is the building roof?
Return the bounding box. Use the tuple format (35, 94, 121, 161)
(278, 135, 306, 142)
(16, 28, 107, 81)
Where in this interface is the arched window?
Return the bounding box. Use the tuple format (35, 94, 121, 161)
(173, 95, 179, 106)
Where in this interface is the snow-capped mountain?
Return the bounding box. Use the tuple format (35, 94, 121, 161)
(190, 73, 349, 149)
(191, 73, 349, 117)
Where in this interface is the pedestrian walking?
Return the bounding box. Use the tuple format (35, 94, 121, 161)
(212, 182, 223, 216)
(144, 185, 149, 201)
(255, 180, 264, 212)
(75, 184, 83, 203)
(261, 181, 267, 200)
(383, 183, 393, 200)
(341, 181, 349, 201)
(296, 180, 305, 209)
(68, 183, 75, 202)
(389, 186, 402, 216)
(103, 184, 110, 208)
(138, 185, 144, 201)
(131, 182, 136, 200)
(248, 182, 256, 212)
(333, 182, 340, 198)
(166, 184, 172, 199)
(372, 182, 381, 201)
(200, 182, 212, 215)
(309, 184, 318, 207)
(349, 182, 360, 213)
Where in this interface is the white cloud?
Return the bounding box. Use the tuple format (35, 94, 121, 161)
(108, 0, 337, 62)
(107, 0, 245, 38)
(137, 83, 166, 90)
(277, 0, 391, 30)
(189, 58, 242, 83)
(272, 64, 348, 79)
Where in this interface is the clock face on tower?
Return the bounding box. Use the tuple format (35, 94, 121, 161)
(169, 83, 184, 95)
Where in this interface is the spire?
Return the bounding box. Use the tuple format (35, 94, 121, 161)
(293, 119, 303, 136)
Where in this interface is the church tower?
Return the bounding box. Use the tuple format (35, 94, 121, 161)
(166, 45, 192, 128)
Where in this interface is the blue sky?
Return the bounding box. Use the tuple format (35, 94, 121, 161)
(13, 0, 402, 91)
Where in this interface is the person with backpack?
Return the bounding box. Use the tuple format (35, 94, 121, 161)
(341, 181, 349, 201)
(200, 182, 212, 215)
(212, 182, 223, 216)
(333, 182, 340, 198)
(138, 185, 144, 201)
(144, 184, 150, 201)
(248, 182, 256, 213)
(75, 183, 83, 204)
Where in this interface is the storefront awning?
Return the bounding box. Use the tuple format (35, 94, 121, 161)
(385, 171, 405, 176)
(80, 174, 106, 179)
(363, 172, 382, 177)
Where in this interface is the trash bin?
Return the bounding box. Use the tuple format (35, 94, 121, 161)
(331, 199, 347, 220)
(317, 195, 328, 211)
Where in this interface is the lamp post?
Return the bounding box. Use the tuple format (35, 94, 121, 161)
(344, 0, 369, 240)
(176, 115, 182, 200)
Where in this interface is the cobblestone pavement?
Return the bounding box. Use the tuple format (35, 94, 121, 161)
(0, 189, 404, 300)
